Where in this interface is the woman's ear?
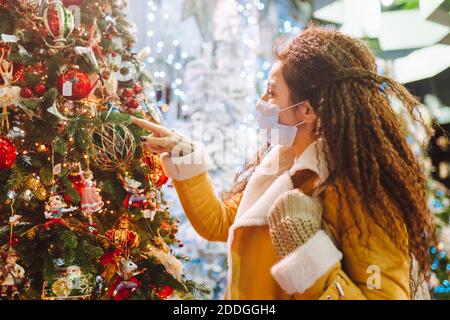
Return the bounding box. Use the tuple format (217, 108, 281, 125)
(296, 100, 317, 123)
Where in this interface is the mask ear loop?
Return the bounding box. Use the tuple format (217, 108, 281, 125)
(279, 100, 308, 127)
(279, 100, 308, 112)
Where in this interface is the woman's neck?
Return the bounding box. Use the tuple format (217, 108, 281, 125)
(293, 133, 317, 159)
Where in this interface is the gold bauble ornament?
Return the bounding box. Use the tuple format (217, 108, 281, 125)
(91, 123, 136, 171)
(51, 278, 73, 297)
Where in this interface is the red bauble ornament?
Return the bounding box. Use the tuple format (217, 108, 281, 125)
(34, 82, 47, 96)
(122, 88, 133, 98)
(62, 0, 84, 6)
(157, 285, 174, 299)
(57, 68, 92, 101)
(133, 84, 143, 94)
(20, 87, 34, 99)
(0, 136, 17, 171)
(127, 99, 140, 109)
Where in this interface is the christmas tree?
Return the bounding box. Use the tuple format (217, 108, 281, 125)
(0, 0, 209, 300)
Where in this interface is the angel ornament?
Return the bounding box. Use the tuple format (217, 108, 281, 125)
(0, 48, 20, 130)
(80, 169, 104, 225)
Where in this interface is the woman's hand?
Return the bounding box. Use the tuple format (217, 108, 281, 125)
(268, 190, 323, 258)
(131, 116, 196, 156)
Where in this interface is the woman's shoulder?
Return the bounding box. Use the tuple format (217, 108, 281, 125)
(321, 176, 408, 249)
(322, 177, 374, 228)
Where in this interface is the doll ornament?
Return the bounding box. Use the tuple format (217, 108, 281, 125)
(118, 174, 162, 218)
(0, 249, 25, 300)
(108, 257, 146, 300)
(44, 194, 78, 230)
(119, 175, 148, 209)
(80, 169, 104, 225)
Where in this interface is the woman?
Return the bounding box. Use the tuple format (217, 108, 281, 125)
(132, 26, 435, 300)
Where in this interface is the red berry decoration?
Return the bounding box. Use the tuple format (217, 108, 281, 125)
(57, 68, 92, 101)
(122, 88, 133, 98)
(20, 87, 34, 99)
(34, 83, 47, 96)
(0, 136, 17, 171)
(133, 83, 143, 94)
(127, 98, 140, 109)
(12, 64, 25, 83)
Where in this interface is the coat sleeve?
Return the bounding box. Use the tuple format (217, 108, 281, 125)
(270, 182, 411, 300)
(160, 143, 241, 242)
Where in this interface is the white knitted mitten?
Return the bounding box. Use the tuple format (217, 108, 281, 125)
(267, 190, 323, 258)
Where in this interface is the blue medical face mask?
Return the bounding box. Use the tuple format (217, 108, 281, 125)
(255, 98, 306, 146)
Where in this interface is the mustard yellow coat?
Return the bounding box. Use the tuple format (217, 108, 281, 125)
(160, 141, 415, 300)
